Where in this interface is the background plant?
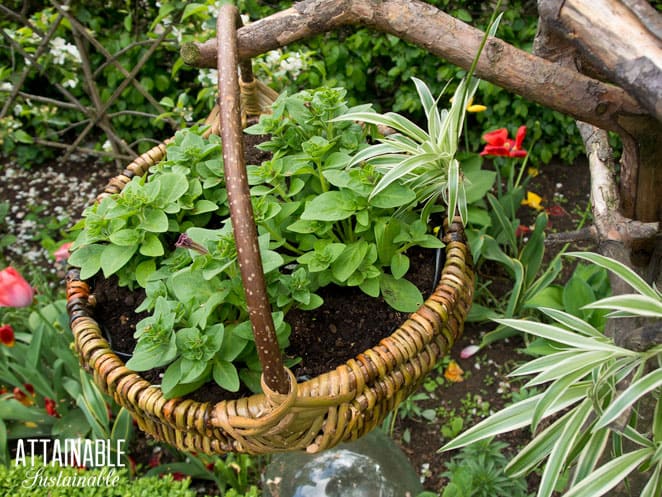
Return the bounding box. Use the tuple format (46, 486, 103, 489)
(441, 252, 662, 497)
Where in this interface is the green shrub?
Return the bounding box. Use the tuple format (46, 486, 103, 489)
(0, 458, 196, 497)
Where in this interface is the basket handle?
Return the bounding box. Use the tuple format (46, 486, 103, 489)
(216, 4, 290, 395)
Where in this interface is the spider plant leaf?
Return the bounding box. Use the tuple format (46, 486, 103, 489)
(333, 111, 428, 143)
(640, 464, 661, 497)
(440, 382, 587, 452)
(570, 425, 610, 486)
(567, 252, 661, 300)
(506, 406, 577, 478)
(524, 350, 614, 388)
(412, 77, 442, 140)
(509, 350, 578, 377)
(594, 368, 662, 431)
(583, 294, 662, 318)
(537, 400, 593, 497)
(563, 448, 652, 497)
(530, 365, 594, 432)
(493, 319, 630, 354)
(538, 307, 604, 338)
(346, 142, 409, 167)
(446, 159, 460, 225)
(371, 153, 439, 198)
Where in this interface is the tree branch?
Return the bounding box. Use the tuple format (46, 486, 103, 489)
(181, 0, 646, 133)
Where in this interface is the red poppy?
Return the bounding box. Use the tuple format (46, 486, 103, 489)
(480, 125, 528, 158)
(45, 397, 60, 417)
(0, 324, 15, 347)
(0, 267, 35, 307)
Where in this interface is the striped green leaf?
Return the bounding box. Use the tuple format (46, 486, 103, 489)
(563, 448, 652, 497)
(595, 368, 662, 430)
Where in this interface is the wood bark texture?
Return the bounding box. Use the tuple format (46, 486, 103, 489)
(538, 0, 662, 122)
(216, 4, 290, 395)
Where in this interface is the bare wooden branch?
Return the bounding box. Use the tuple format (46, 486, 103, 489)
(538, 0, 662, 122)
(182, 0, 646, 134)
(216, 4, 290, 395)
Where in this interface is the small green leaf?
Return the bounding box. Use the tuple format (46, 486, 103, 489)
(140, 232, 164, 257)
(301, 191, 357, 221)
(100, 244, 138, 277)
(379, 274, 423, 312)
(390, 253, 409, 279)
(213, 359, 240, 392)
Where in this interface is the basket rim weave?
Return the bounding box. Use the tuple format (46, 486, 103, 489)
(66, 210, 473, 454)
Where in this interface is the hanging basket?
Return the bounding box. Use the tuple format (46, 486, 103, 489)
(65, 5, 474, 455)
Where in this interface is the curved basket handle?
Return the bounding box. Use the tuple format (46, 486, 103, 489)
(216, 4, 290, 394)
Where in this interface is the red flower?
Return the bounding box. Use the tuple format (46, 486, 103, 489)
(0, 324, 15, 347)
(480, 125, 528, 158)
(54, 242, 73, 263)
(0, 267, 35, 307)
(13, 383, 35, 406)
(515, 225, 531, 238)
(45, 397, 60, 417)
(172, 472, 187, 481)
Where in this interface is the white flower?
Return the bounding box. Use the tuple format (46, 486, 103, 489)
(13, 104, 23, 115)
(50, 37, 81, 65)
(62, 78, 78, 88)
(0, 82, 12, 92)
(102, 139, 113, 152)
(196, 69, 218, 86)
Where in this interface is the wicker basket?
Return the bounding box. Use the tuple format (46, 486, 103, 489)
(65, 5, 474, 455)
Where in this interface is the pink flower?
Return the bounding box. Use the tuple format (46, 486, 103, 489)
(460, 345, 480, 359)
(0, 324, 15, 347)
(479, 125, 528, 158)
(54, 242, 73, 263)
(0, 267, 35, 307)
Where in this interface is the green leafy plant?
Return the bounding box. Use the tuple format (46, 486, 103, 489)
(441, 439, 530, 497)
(441, 252, 662, 497)
(69, 86, 447, 398)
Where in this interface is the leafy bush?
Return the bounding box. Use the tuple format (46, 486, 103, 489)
(0, 459, 196, 497)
